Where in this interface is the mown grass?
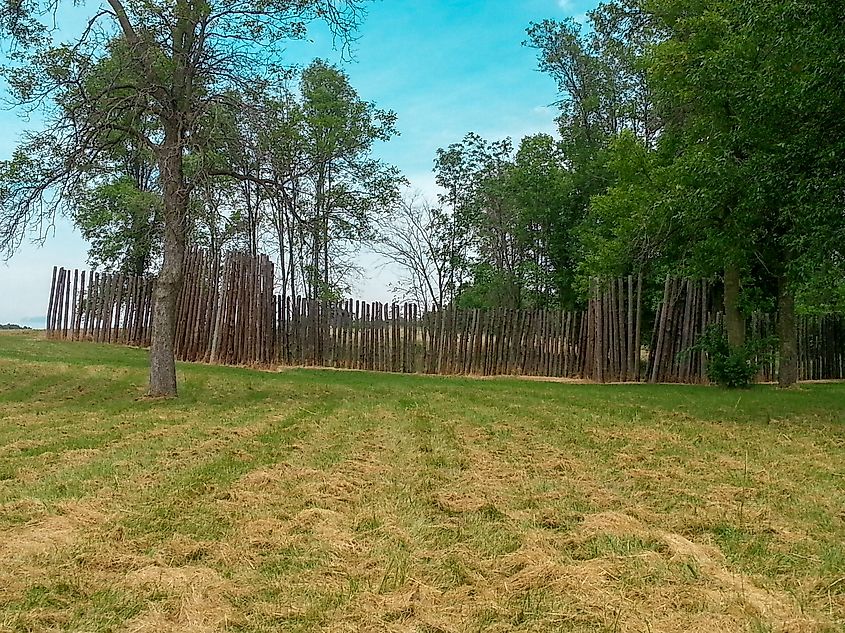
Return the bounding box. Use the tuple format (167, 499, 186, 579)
(0, 330, 843, 632)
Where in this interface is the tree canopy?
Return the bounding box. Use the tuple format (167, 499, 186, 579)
(414, 0, 844, 386)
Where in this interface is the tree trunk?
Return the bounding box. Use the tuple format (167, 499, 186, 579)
(777, 275, 798, 388)
(275, 205, 287, 303)
(724, 262, 745, 348)
(149, 138, 187, 397)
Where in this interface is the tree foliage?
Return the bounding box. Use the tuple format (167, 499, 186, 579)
(428, 0, 843, 387)
(0, 0, 373, 395)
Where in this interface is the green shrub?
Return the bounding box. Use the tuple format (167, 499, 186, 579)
(691, 325, 775, 389)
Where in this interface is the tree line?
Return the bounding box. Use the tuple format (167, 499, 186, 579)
(1, 0, 842, 394)
(384, 0, 844, 387)
(70, 58, 402, 302)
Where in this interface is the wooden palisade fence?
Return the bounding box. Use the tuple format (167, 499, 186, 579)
(46, 250, 845, 383)
(274, 299, 591, 377)
(644, 277, 845, 382)
(46, 249, 276, 365)
(585, 276, 643, 382)
(46, 265, 156, 347)
(647, 278, 714, 384)
(797, 314, 845, 380)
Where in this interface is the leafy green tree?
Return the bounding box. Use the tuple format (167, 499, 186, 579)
(646, 0, 845, 386)
(186, 62, 403, 302)
(524, 8, 663, 306)
(576, 132, 669, 280)
(0, 0, 370, 396)
(519, 0, 845, 389)
(73, 177, 161, 276)
(432, 132, 577, 309)
(435, 133, 529, 307)
(433, 132, 499, 303)
(526, 9, 659, 150)
(570, 0, 844, 386)
(503, 134, 574, 307)
(299, 60, 403, 299)
(70, 109, 162, 276)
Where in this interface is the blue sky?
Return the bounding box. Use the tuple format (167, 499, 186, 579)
(0, 0, 596, 327)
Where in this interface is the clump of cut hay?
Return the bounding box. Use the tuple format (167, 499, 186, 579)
(238, 517, 297, 551)
(0, 500, 105, 560)
(577, 510, 650, 539)
(123, 565, 235, 633)
(571, 512, 822, 632)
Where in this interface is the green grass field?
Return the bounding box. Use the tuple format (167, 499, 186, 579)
(0, 331, 843, 632)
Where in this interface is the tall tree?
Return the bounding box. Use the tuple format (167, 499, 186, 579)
(524, 8, 664, 306)
(647, 0, 845, 385)
(298, 60, 403, 299)
(502, 134, 573, 307)
(433, 131, 582, 310)
(0, 0, 369, 396)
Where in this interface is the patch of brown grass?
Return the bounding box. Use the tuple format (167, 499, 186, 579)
(123, 565, 235, 633)
(0, 500, 105, 561)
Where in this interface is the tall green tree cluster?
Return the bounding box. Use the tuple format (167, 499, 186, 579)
(12, 57, 399, 301)
(431, 132, 573, 309)
(648, 0, 845, 385)
(428, 0, 844, 386)
(421, 4, 661, 311)
(188, 60, 401, 302)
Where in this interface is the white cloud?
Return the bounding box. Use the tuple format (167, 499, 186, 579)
(401, 173, 441, 203)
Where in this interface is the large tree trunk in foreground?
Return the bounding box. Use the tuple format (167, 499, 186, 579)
(777, 275, 798, 388)
(724, 262, 745, 348)
(149, 140, 187, 397)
